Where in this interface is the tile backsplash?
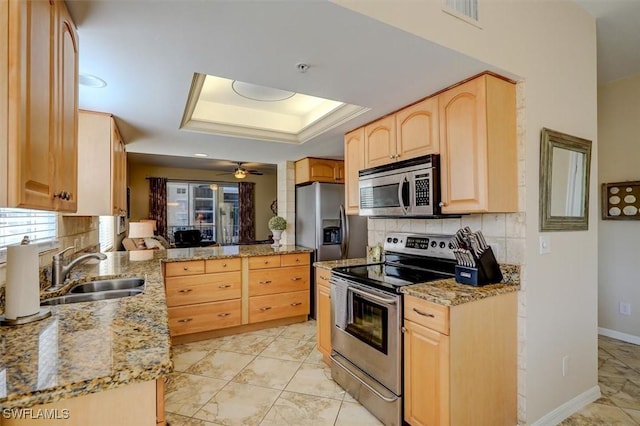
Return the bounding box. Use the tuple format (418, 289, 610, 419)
(367, 212, 526, 266)
(0, 215, 99, 288)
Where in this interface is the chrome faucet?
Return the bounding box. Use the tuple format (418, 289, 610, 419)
(49, 247, 107, 290)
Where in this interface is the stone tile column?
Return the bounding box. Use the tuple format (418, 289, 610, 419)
(276, 161, 296, 245)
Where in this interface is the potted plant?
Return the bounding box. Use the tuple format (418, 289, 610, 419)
(268, 216, 287, 248)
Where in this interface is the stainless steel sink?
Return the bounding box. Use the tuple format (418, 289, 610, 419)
(41, 289, 144, 306)
(69, 277, 145, 294)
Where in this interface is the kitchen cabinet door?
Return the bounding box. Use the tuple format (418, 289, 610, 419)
(364, 115, 396, 168)
(5, 0, 57, 210)
(295, 157, 344, 185)
(404, 319, 450, 426)
(2, 0, 78, 211)
(315, 268, 332, 365)
(53, 1, 78, 212)
(73, 111, 127, 216)
(344, 127, 364, 215)
(439, 74, 517, 213)
(396, 97, 439, 159)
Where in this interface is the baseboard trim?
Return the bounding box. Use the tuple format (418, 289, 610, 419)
(531, 386, 601, 426)
(598, 327, 640, 345)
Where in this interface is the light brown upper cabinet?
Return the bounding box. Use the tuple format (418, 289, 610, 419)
(364, 115, 396, 168)
(395, 96, 439, 160)
(73, 111, 127, 216)
(364, 98, 439, 169)
(344, 127, 364, 215)
(295, 157, 344, 185)
(1, 0, 78, 212)
(439, 74, 517, 213)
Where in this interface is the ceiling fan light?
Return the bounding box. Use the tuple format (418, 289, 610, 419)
(234, 169, 247, 179)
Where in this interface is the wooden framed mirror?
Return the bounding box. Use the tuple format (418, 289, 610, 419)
(539, 128, 592, 231)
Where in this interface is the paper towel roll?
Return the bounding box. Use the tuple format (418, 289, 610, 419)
(5, 243, 40, 320)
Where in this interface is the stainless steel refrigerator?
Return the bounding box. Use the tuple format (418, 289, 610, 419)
(295, 182, 368, 318)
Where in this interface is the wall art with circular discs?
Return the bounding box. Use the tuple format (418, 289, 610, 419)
(602, 181, 640, 220)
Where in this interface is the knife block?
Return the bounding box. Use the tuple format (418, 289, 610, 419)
(454, 246, 503, 286)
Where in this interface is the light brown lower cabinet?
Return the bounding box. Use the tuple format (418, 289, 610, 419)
(403, 292, 517, 426)
(0, 380, 160, 426)
(164, 254, 310, 339)
(315, 267, 332, 365)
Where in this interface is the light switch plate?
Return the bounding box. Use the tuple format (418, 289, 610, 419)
(539, 235, 551, 255)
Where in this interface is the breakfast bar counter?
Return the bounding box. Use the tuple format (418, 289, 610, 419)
(0, 244, 311, 412)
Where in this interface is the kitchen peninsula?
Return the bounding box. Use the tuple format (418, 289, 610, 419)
(0, 244, 311, 425)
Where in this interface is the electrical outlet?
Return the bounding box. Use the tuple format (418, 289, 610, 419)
(619, 302, 631, 316)
(562, 355, 570, 377)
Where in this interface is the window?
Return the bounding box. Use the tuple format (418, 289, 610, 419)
(99, 216, 115, 252)
(0, 208, 58, 263)
(167, 181, 239, 244)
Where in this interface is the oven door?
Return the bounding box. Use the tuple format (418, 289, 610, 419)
(330, 276, 402, 394)
(359, 171, 410, 216)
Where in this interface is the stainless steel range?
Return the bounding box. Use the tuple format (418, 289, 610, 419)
(330, 233, 457, 426)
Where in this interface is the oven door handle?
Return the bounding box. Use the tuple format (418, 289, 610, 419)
(331, 355, 399, 403)
(397, 174, 409, 215)
(348, 285, 397, 306)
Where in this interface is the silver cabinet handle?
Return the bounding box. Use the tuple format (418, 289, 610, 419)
(413, 308, 435, 318)
(439, 201, 445, 207)
(222, 263, 227, 267)
(389, 154, 394, 159)
(259, 280, 272, 284)
(290, 302, 302, 306)
(291, 277, 302, 281)
(179, 289, 193, 293)
(177, 318, 193, 323)
(320, 275, 330, 281)
(218, 284, 232, 288)
(183, 266, 189, 271)
(218, 313, 231, 317)
(259, 307, 272, 311)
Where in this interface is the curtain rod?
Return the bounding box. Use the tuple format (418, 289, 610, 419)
(145, 177, 243, 185)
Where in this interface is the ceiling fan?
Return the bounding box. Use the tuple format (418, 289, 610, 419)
(217, 162, 264, 179)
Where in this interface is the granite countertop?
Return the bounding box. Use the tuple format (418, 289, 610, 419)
(315, 260, 520, 307)
(0, 244, 311, 410)
(313, 258, 369, 270)
(401, 264, 520, 306)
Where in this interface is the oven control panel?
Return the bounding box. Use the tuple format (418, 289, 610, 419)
(383, 232, 455, 259)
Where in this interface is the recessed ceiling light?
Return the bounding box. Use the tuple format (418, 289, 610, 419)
(231, 80, 295, 102)
(193, 153, 208, 157)
(79, 73, 107, 88)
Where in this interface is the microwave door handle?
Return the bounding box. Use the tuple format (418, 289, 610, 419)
(397, 175, 409, 215)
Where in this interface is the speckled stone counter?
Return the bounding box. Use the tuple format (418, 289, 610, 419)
(400, 264, 520, 306)
(314, 260, 520, 307)
(0, 244, 311, 410)
(313, 258, 369, 270)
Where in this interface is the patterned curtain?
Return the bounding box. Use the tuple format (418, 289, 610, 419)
(238, 182, 255, 243)
(148, 177, 168, 238)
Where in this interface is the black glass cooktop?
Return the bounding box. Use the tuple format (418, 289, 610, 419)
(332, 260, 455, 293)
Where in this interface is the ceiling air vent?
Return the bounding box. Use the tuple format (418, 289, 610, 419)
(443, 0, 479, 24)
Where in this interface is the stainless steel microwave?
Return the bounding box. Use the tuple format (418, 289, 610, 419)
(359, 154, 440, 217)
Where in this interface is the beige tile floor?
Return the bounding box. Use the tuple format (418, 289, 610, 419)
(166, 321, 639, 426)
(165, 320, 383, 426)
(561, 335, 640, 425)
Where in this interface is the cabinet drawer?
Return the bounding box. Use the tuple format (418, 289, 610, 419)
(205, 257, 241, 273)
(281, 253, 310, 267)
(168, 300, 241, 336)
(404, 295, 449, 335)
(165, 260, 205, 277)
(315, 268, 331, 289)
(249, 290, 309, 323)
(249, 266, 309, 296)
(165, 272, 241, 307)
(248, 255, 281, 270)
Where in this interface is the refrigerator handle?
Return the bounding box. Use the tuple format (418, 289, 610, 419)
(339, 205, 349, 260)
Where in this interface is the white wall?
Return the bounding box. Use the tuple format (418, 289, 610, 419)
(598, 73, 640, 342)
(333, 1, 598, 423)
